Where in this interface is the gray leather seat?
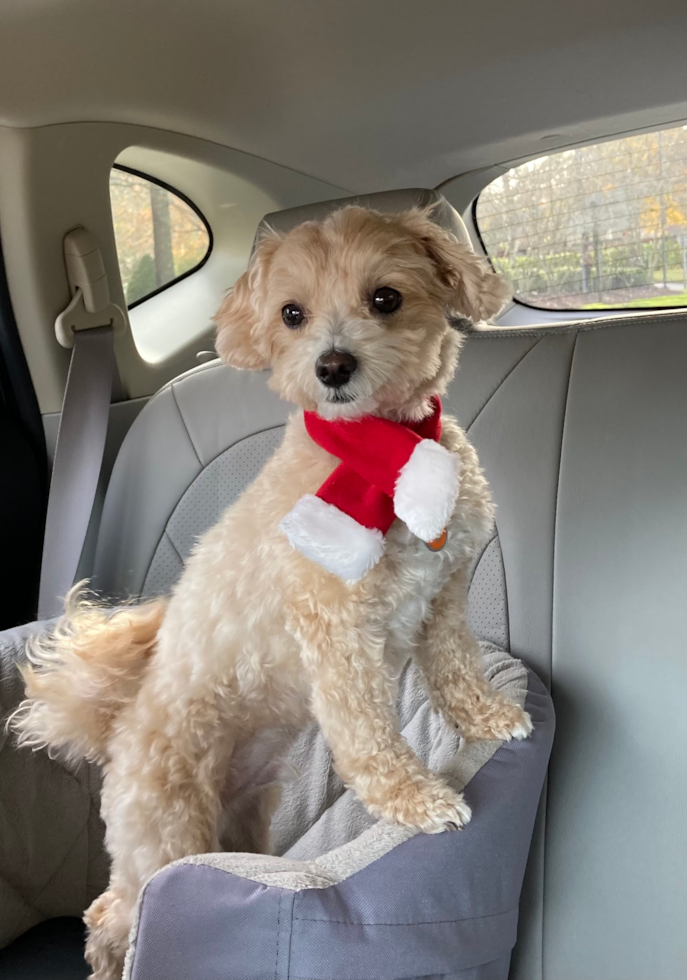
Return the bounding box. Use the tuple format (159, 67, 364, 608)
(82, 193, 687, 978)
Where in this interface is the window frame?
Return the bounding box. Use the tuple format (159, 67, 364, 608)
(111, 163, 214, 310)
(472, 143, 687, 316)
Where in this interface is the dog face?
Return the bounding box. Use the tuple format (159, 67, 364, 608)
(215, 206, 510, 420)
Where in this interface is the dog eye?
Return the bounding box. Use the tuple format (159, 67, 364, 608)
(372, 287, 402, 314)
(282, 303, 305, 329)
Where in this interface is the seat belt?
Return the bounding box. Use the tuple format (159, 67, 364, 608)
(37, 229, 125, 620)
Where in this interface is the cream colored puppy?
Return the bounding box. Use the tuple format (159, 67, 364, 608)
(13, 206, 531, 980)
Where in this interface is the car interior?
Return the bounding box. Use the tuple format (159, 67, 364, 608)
(0, 2, 685, 979)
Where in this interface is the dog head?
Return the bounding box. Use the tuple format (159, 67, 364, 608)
(215, 206, 510, 420)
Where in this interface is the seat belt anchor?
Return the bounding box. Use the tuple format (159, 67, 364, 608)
(54, 227, 127, 349)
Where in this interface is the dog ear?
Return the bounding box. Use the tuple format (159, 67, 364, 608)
(214, 232, 282, 369)
(402, 209, 511, 323)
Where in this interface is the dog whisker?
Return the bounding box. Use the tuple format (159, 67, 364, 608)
(326, 390, 356, 404)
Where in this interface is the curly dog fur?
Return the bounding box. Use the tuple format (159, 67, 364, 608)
(11, 205, 531, 979)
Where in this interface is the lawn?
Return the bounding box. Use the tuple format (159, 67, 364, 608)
(583, 290, 687, 310)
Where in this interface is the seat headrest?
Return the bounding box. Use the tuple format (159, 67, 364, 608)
(255, 187, 472, 251)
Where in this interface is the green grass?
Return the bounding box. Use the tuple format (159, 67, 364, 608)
(583, 290, 687, 310)
(652, 267, 687, 284)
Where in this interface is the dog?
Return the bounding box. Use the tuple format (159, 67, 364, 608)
(12, 205, 532, 980)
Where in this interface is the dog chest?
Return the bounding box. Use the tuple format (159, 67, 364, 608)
(384, 515, 463, 649)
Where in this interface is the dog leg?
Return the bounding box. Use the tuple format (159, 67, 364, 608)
(83, 880, 136, 980)
(294, 606, 471, 833)
(84, 693, 235, 978)
(418, 569, 532, 742)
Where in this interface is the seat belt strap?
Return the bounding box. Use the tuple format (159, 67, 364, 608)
(37, 228, 125, 620)
(38, 326, 115, 619)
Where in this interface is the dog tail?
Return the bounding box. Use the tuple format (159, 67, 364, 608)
(9, 584, 166, 764)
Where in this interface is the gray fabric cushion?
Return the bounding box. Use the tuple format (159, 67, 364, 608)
(123, 657, 553, 980)
(0, 620, 107, 950)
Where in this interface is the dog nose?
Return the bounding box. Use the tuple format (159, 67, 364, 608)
(315, 350, 358, 388)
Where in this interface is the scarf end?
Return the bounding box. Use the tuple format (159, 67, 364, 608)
(394, 439, 462, 542)
(280, 495, 385, 583)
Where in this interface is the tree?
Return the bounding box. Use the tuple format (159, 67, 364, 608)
(110, 169, 210, 303)
(150, 183, 175, 287)
(477, 124, 687, 308)
(126, 254, 157, 305)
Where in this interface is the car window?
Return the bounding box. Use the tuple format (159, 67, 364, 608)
(475, 125, 687, 311)
(110, 166, 212, 307)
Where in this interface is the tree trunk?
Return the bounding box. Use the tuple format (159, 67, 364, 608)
(150, 184, 175, 288)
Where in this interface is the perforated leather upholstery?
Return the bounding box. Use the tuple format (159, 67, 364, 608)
(91, 191, 687, 980)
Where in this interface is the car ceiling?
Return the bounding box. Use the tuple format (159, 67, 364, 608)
(0, 0, 686, 192)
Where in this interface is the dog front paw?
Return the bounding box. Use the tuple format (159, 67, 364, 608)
(371, 775, 471, 834)
(84, 890, 127, 980)
(455, 699, 533, 743)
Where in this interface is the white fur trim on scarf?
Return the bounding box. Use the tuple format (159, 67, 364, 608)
(280, 495, 385, 582)
(394, 440, 462, 542)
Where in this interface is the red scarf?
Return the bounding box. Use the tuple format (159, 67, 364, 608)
(280, 395, 460, 581)
(304, 396, 442, 534)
